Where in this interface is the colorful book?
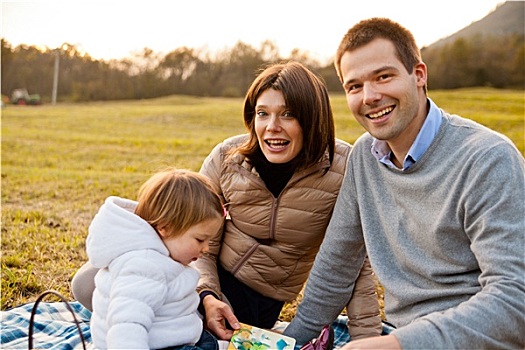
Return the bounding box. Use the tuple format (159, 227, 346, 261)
(228, 323, 296, 350)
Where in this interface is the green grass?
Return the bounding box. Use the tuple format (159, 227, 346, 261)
(2, 88, 523, 315)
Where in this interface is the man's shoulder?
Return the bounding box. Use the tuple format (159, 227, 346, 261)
(444, 114, 520, 154)
(345, 133, 377, 172)
(350, 133, 374, 153)
(445, 113, 499, 138)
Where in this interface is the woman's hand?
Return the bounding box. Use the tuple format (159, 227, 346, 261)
(202, 294, 240, 340)
(340, 334, 402, 350)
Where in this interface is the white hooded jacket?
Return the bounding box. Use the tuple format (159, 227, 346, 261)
(86, 196, 202, 349)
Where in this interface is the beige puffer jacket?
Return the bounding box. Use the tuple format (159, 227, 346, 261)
(194, 134, 381, 337)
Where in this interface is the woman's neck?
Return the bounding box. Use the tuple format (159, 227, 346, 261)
(252, 150, 297, 197)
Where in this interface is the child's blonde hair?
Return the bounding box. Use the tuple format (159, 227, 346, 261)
(134, 168, 223, 237)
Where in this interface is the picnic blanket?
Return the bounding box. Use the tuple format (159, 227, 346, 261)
(1, 300, 391, 349)
(1, 301, 93, 350)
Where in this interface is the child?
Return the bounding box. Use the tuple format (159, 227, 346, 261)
(86, 168, 225, 350)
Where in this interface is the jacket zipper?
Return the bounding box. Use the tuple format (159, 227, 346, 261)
(231, 242, 260, 275)
(229, 159, 330, 275)
(268, 197, 279, 240)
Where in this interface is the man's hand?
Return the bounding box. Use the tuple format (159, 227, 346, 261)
(341, 334, 402, 350)
(202, 294, 240, 340)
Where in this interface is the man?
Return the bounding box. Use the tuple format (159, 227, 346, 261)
(284, 18, 525, 349)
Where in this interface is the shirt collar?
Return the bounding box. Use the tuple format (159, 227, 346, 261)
(371, 98, 442, 170)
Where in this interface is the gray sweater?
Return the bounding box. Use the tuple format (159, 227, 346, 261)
(284, 112, 525, 349)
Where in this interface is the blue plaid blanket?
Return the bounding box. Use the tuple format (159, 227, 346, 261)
(1, 301, 392, 349)
(1, 301, 93, 349)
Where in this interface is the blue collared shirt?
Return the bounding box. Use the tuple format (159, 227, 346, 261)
(371, 98, 442, 170)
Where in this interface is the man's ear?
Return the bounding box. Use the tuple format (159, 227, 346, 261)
(414, 62, 427, 88)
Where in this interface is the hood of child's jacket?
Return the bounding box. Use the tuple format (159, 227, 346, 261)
(86, 196, 169, 268)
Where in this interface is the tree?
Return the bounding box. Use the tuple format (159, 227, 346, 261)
(220, 41, 266, 97)
(160, 47, 201, 95)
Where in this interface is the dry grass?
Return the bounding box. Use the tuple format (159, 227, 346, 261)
(2, 89, 523, 319)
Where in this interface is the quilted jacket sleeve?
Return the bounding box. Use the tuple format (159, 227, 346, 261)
(106, 257, 167, 349)
(195, 141, 226, 298)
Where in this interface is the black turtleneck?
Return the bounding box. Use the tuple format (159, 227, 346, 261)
(251, 150, 297, 198)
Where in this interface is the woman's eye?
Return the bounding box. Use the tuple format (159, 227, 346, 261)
(256, 110, 267, 117)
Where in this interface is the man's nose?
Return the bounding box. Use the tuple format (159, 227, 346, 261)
(363, 83, 381, 105)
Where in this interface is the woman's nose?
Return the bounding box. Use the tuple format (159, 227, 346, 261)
(266, 115, 281, 131)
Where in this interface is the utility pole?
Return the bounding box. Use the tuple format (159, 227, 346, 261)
(51, 49, 59, 105)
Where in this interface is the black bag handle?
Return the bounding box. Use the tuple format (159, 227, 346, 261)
(28, 290, 87, 350)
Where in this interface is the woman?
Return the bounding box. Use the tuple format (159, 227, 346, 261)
(192, 62, 381, 341)
(72, 61, 381, 342)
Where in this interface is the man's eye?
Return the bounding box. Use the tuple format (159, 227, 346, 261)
(347, 84, 361, 93)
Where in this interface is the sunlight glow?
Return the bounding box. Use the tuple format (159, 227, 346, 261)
(1, 0, 505, 63)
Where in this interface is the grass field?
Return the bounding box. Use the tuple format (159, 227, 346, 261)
(2, 88, 523, 317)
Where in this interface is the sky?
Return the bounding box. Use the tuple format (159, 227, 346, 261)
(1, 0, 507, 64)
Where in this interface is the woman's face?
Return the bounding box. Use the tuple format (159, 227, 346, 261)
(254, 89, 303, 164)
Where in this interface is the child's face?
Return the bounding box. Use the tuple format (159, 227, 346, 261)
(159, 217, 223, 265)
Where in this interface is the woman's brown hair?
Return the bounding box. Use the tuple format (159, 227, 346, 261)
(238, 61, 335, 169)
(134, 168, 223, 237)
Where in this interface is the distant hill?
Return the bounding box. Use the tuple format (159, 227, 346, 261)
(427, 1, 524, 48)
(420, 1, 524, 89)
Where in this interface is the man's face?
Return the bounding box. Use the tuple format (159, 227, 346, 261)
(340, 38, 427, 150)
